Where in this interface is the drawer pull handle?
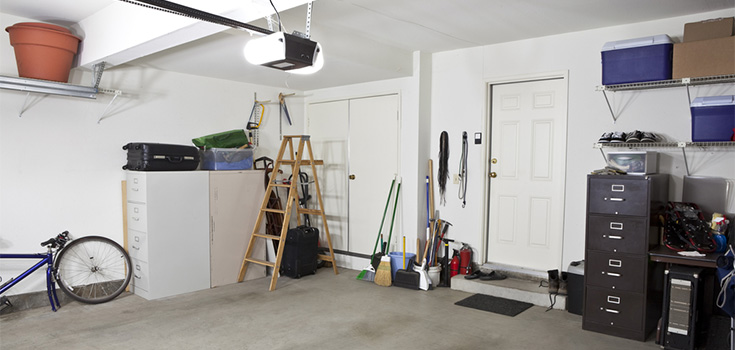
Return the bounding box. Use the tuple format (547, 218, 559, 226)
(135, 274, 141, 279)
(608, 259, 622, 268)
(132, 245, 140, 250)
(605, 308, 620, 314)
(606, 272, 621, 277)
(608, 197, 624, 202)
(608, 235, 623, 240)
(607, 296, 621, 304)
(611, 184, 624, 192)
(132, 217, 140, 221)
(610, 222, 623, 230)
(132, 188, 139, 192)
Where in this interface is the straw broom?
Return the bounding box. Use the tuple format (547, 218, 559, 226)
(375, 179, 401, 287)
(357, 176, 396, 281)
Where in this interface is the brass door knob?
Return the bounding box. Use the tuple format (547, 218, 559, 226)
(349, 174, 356, 180)
(490, 172, 497, 178)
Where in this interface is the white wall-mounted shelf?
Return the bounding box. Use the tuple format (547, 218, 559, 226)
(596, 74, 735, 122)
(593, 141, 735, 176)
(0, 62, 122, 122)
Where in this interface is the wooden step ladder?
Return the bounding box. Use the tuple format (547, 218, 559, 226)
(238, 135, 338, 291)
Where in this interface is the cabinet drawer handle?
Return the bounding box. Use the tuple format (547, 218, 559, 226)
(606, 272, 621, 277)
(610, 222, 623, 230)
(132, 188, 139, 192)
(608, 259, 622, 268)
(608, 197, 624, 202)
(132, 245, 140, 250)
(611, 184, 624, 192)
(135, 274, 141, 279)
(132, 217, 140, 221)
(607, 235, 623, 240)
(607, 296, 621, 304)
(604, 308, 620, 314)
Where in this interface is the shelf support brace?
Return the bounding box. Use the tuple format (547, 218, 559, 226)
(678, 142, 691, 176)
(18, 92, 31, 118)
(97, 90, 122, 124)
(601, 89, 618, 123)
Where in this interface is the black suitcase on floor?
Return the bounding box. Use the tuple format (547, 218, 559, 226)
(280, 225, 319, 278)
(122, 143, 200, 171)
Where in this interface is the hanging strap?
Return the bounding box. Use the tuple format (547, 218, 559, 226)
(458, 131, 468, 208)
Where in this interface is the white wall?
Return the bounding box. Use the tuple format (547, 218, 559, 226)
(432, 9, 735, 271)
(0, 12, 302, 295)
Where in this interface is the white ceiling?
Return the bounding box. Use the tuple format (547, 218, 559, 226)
(2, 0, 734, 90)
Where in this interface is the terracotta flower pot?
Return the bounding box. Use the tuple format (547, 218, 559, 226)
(5, 22, 82, 82)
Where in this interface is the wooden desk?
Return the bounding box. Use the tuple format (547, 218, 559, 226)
(649, 245, 721, 269)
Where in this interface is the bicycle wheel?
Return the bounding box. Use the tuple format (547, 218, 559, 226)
(54, 236, 132, 304)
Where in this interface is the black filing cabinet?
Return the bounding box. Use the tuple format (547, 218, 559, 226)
(583, 174, 669, 341)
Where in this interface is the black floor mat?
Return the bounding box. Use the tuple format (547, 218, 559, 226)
(455, 294, 533, 317)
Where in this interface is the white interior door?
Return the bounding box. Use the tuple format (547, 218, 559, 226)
(486, 77, 568, 271)
(307, 94, 399, 260)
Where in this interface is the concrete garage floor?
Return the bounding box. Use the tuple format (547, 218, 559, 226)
(0, 269, 659, 350)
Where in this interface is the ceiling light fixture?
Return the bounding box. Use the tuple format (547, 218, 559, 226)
(120, 0, 323, 74)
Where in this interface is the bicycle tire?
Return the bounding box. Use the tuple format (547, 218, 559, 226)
(54, 236, 132, 304)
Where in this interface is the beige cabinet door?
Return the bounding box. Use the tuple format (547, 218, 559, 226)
(209, 170, 266, 287)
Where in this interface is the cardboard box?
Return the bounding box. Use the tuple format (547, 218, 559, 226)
(601, 35, 673, 85)
(672, 36, 735, 79)
(684, 17, 734, 42)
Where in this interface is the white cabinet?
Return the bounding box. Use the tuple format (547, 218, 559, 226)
(126, 170, 266, 300)
(209, 171, 266, 287)
(126, 171, 211, 300)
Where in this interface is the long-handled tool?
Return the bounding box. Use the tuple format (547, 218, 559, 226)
(394, 236, 420, 289)
(357, 176, 396, 281)
(375, 178, 401, 287)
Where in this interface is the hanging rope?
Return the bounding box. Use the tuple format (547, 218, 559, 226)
(438, 131, 449, 206)
(458, 131, 468, 208)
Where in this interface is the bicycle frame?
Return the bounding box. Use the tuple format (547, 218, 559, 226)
(0, 250, 61, 312)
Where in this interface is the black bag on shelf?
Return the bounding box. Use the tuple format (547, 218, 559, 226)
(280, 225, 319, 278)
(122, 143, 200, 171)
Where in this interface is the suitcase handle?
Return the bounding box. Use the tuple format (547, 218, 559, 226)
(166, 155, 183, 163)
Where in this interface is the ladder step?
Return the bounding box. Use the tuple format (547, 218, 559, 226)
(280, 160, 324, 165)
(245, 257, 276, 268)
(270, 183, 291, 188)
(297, 208, 324, 215)
(262, 208, 286, 214)
(253, 233, 281, 241)
(317, 254, 335, 262)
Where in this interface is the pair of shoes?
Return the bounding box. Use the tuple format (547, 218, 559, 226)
(479, 271, 506, 281)
(598, 131, 626, 143)
(641, 132, 658, 142)
(464, 269, 484, 280)
(547, 269, 568, 295)
(625, 130, 643, 142)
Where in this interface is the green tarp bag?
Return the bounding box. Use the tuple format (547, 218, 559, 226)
(192, 129, 249, 149)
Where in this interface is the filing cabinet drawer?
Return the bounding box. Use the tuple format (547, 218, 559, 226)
(127, 202, 148, 232)
(587, 215, 650, 254)
(127, 229, 149, 263)
(588, 177, 648, 216)
(584, 285, 644, 331)
(131, 258, 150, 293)
(586, 252, 646, 293)
(126, 172, 147, 203)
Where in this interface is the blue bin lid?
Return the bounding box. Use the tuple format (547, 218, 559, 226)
(602, 34, 673, 51)
(691, 95, 735, 107)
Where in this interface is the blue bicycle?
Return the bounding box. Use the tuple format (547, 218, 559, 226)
(0, 231, 132, 312)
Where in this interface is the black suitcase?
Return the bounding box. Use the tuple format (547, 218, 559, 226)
(122, 143, 200, 171)
(280, 225, 319, 278)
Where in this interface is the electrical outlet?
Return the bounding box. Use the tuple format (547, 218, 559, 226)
(453, 174, 460, 184)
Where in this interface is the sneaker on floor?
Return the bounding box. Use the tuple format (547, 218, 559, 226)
(641, 132, 658, 142)
(625, 130, 642, 142)
(598, 132, 613, 143)
(610, 131, 626, 143)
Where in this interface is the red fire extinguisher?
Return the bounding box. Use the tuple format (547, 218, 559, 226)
(450, 250, 460, 277)
(459, 244, 472, 275)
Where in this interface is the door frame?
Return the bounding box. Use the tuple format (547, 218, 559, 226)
(480, 70, 569, 269)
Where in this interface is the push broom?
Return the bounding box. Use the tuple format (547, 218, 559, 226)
(375, 179, 401, 287)
(357, 176, 396, 281)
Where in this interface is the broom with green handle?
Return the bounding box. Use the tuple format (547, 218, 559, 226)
(357, 176, 396, 281)
(375, 178, 401, 287)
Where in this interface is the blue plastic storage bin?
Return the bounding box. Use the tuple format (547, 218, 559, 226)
(388, 251, 416, 280)
(601, 34, 673, 85)
(201, 148, 254, 170)
(691, 95, 735, 142)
